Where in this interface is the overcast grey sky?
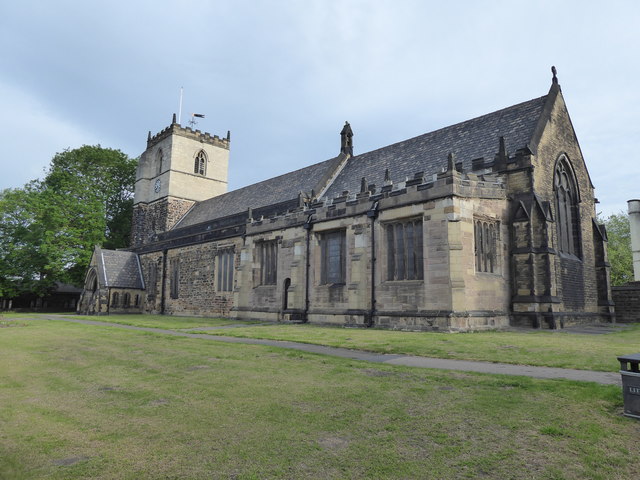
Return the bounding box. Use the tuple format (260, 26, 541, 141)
(1, 0, 638, 216)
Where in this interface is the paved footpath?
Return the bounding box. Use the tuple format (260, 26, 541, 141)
(34, 315, 621, 386)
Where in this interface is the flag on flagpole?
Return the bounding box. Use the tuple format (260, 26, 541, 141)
(193, 113, 205, 118)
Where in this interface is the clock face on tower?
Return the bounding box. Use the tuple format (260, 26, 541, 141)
(154, 179, 161, 193)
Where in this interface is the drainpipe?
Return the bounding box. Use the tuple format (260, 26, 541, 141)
(303, 214, 313, 323)
(366, 201, 379, 327)
(629, 200, 640, 281)
(161, 249, 168, 314)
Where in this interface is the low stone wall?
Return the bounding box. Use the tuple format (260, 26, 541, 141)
(612, 282, 640, 323)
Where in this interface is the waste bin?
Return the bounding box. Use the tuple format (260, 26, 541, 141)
(618, 353, 640, 419)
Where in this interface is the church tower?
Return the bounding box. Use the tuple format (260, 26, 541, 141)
(130, 115, 230, 247)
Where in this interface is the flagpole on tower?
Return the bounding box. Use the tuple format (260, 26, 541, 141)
(178, 87, 183, 125)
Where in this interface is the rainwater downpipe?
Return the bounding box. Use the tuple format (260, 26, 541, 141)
(366, 201, 379, 327)
(303, 215, 314, 323)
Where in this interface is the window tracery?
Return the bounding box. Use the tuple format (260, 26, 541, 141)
(320, 230, 346, 284)
(474, 219, 499, 273)
(386, 219, 424, 281)
(194, 150, 207, 175)
(554, 156, 581, 257)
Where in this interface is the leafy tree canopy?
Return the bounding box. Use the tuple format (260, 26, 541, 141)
(600, 212, 633, 286)
(0, 146, 136, 296)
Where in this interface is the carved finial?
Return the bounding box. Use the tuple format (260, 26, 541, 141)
(172, 113, 177, 124)
(551, 66, 558, 84)
(384, 168, 391, 183)
(447, 152, 456, 172)
(147, 131, 151, 142)
(340, 121, 354, 155)
(360, 177, 367, 193)
(226, 130, 231, 141)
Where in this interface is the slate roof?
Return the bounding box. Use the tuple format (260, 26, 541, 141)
(175, 156, 338, 229)
(172, 93, 548, 229)
(97, 248, 144, 289)
(323, 95, 548, 199)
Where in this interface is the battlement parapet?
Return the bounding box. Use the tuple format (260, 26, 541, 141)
(244, 169, 507, 235)
(147, 122, 230, 150)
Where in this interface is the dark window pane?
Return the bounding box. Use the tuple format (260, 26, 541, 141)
(395, 223, 405, 280)
(406, 221, 415, 280)
(386, 219, 423, 281)
(321, 230, 345, 284)
(387, 225, 395, 281)
(414, 221, 424, 280)
(327, 233, 342, 283)
(258, 242, 277, 285)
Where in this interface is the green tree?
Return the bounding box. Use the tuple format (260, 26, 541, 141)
(601, 212, 633, 286)
(44, 145, 136, 249)
(0, 185, 46, 297)
(0, 146, 136, 296)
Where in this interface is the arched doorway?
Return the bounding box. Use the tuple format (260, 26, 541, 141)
(282, 278, 291, 318)
(81, 268, 99, 314)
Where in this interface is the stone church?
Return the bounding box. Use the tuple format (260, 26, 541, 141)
(77, 69, 615, 331)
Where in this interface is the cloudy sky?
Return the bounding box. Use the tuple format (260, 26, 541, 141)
(1, 0, 638, 216)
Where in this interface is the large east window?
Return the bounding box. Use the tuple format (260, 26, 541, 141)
(217, 249, 235, 292)
(320, 230, 346, 284)
(554, 156, 581, 257)
(257, 241, 277, 285)
(386, 219, 423, 281)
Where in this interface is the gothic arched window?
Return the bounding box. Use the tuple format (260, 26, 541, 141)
(554, 156, 581, 257)
(194, 150, 207, 175)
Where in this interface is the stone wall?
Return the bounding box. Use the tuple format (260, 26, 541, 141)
(106, 288, 144, 314)
(232, 168, 511, 330)
(131, 197, 195, 247)
(612, 282, 640, 323)
(138, 240, 240, 318)
(508, 86, 612, 326)
(134, 123, 229, 206)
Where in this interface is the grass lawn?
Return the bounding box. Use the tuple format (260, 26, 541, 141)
(182, 322, 640, 372)
(12, 313, 255, 330)
(1, 318, 640, 479)
(6, 314, 640, 371)
(9, 313, 640, 371)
